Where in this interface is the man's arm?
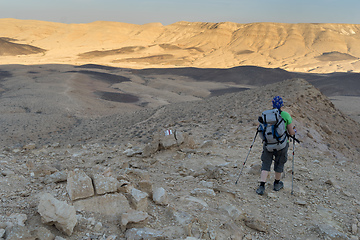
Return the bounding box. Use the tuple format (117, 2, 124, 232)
(287, 123, 296, 136)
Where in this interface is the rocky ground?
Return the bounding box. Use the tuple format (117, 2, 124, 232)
(0, 77, 360, 239)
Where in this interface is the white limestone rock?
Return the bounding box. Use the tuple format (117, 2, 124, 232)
(120, 209, 149, 231)
(92, 173, 120, 195)
(152, 187, 168, 206)
(5, 225, 34, 240)
(74, 193, 131, 216)
(32, 227, 55, 240)
(125, 227, 164, 240)
(190, 188, 216, 197)
(128, 188, 148, 211)
(38, 193, 77, 236)
(66, 169, 94, 201)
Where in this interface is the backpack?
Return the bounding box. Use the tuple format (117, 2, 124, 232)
(258, 109, 288, 152)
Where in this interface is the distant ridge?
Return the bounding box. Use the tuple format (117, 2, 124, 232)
(1, 19, 360, 73)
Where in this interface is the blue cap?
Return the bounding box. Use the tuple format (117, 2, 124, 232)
(272, 96, 284, 109)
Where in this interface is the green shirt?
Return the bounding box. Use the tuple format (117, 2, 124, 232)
(280, 111, 292, 128)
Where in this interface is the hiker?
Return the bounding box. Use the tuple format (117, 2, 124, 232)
(256, 96, 296, 195)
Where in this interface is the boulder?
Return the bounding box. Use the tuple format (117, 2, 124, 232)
(92, 173, 120, 195)
(66, 169, 94, 201)
(120, 209, 149, 231)
(160, 129, 177, 149)
(128, 188, 148, 211)
(74, 193, 131, 216)
(38, 193, 77, 236)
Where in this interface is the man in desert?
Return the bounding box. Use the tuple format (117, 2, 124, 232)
(256, 96, 296, 195)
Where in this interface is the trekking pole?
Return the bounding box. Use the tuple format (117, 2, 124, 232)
(290, 133, 300, 195)
(235, 130, 259, 184)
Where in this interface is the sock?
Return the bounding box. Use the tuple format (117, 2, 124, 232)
(260, 182, 265, 187)
(274, 179, 280, 184)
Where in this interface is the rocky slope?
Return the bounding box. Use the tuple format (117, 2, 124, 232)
(1, 19, 360, 73)
(0, 78, 360, 239)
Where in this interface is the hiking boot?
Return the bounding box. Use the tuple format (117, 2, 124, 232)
(273, 181, 284, 191)
(256, 185, 265, 195)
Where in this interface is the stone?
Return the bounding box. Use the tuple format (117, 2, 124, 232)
(66, 169, 94, 201)
(105, 235, 118, 240)
(160, 130, 177, 149)
(120, 209, 149, 231)
(199, 180, 214, 188)
(23, 143, 36, 150)
(126, 169, 150, 182)
(175, 131, 185, 145)
(32, 227, 55, 240)
(315, 224, 348, 240)
(200, 140, 214, 148)
(325, 178, 341, 189)
(32, 165, 58, 178)
(128, 188, 149, 211)
(152, 187, 168, 205)
(352, 223, 358, 235)
(118, 180, 133, 193)
(92, 173, 120, 195)
(43, 171, 68, 184)
(182, 196, 208, 208)
(1, 169, 15, 177)
(123, 147, 143, 157)
(142, 138, 160, 157)
(74, 193, 131, 216)
(125, 227, 164, 240)
(295, 200, 307, 206)
(321, 125, 332, 135)
(190, 188, 216, 197)
(220, 205, 245, 222)
(38, 193, 77, 236)
(94, 222, 103, 231)
(0, 228, 5, 238)
(244, 216, 269, 233)
(5, 225, 35, 240)
(203, 165, 224, 180)
(138, 180, 153, 196)
(54, 237, 67, 240)
(9, 213, 27, 226)
(247, 163, 261, 175)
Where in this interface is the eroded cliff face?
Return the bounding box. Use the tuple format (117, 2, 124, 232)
(1, 19, 360, 72)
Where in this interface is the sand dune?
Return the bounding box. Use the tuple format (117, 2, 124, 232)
(1, 19, 360, 72)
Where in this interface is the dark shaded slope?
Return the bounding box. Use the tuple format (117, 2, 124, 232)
(0, 38, 46, 56)
(131, 66, 360, 97)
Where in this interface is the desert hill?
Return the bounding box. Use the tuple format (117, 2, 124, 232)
(1, 18, 360, 239)
(1, 63, 360, 149)
(1, 19, 360, 72)
(0, 78, 360, 239)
